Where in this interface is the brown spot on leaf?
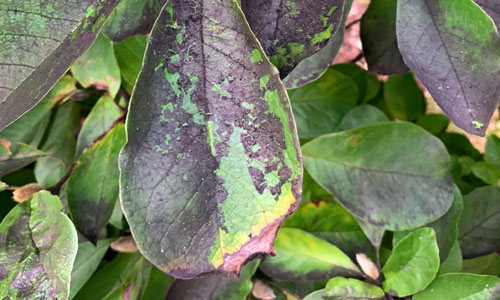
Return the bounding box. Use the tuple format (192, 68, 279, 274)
(12, 183, 44, 203)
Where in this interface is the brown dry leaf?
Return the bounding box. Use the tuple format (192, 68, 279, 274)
(111, 235, 139, 253)
(12, 183, 44, 203)
(356, 253, 379, 280)
(252, 279, 276, 300)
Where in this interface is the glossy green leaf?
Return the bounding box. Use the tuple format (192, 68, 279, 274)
(0, 76, 76, 150)
(68, 124, 125, 242)
(396, 0, 500, 135)
(282, 202, 370, 257)
(241, 0, 344, 79)
(69, 238, 113, 299)
(104, 0, 167, 42)
(113, 35, 148, 86)
(0, 0, 119, 131)
(166, 259, 259, 300)
(324, 277, 385, 300)
(140, 267, 173, 300)
(302, 290, 325, 300)
(360, 0, 408, 75)
(34, 101, 80, 187)
(463, 253, 500, 277)
(472, 161, 500, 184)
(416, 114, 450, 136)
(288, 68, 358, 138)
(485, 134, 500, 168)
(0, 142, 46, 178)
(458, 186, 500, 258)
(0, 191, 78, 299)
(438, 241, 463, 274)
(120, 0, 302, 279)
(384, 73, 426, 121)
(75, 95, 122, 158)
(282, 0, 354, 89)
(71, 34, 121, 98)
(474, 0, 500, 29)
(331, 63, 382, 104)
(302, 122, 454, 232)
(382, 228, 440, 297)
(413, 273, 500, 300)
(336, 104, 388, 132)
(260, 228, 360, 281)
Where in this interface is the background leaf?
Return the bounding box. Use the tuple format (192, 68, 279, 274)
(383, 72, 426, 121)
(113, 35, 148, 87)
(336, 104, 388, 132)
(324, 277, 385, 300)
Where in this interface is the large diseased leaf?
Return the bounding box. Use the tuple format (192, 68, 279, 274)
(68, 125, 126, 243)
(360, 0, 408, 75)
(458, 186, 500, 258)
(104, 0, 168, 42)
(120, 0, 302, 279)
(474, 0, 500, 29)
(0, 191, 78, 299)
(302, 122, 454, 233)
(0, 0, 120, 131)
(241, 0, 344, 79)
(396, 0, 500, 136)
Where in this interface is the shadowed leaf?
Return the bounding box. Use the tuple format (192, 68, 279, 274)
(462, 253, 500, 277)
(384, 72, 426, 121)
(336, 104, 388, 132)
(114, 35, 148, 86)
(0, 142, 46, 178)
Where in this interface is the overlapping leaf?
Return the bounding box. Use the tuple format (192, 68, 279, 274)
(324, 277, 385, 300)
(120, 0, 302, 279)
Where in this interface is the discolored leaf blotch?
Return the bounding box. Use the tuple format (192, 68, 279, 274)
(120, 0, 302, 279)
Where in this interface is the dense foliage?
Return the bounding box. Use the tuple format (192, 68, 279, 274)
(0, 0, 499, 299)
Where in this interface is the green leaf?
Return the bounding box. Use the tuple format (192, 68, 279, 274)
(302, 122, 454, 233)
(241, 0, 344, 79)
(458, 186, 500, 258)
(71, 34, 121, 98)
(75, 95, 122, 158)
(438, 241, 463, 274)
(336, 104, 388, 132)
(34, 101, 81, 187)
(382, 228, 440, 297)
(0, 191, 78, 299)
(120, 0, 302, 279)
(0, 76, 76, 149)
(165, 259, 259, 300)
(331, 63, 382, 104)
(474, 0, 500, 29)
(413, 273, 500, 300)
(360, 0, 408, 75)
(485, 134, 500, 168)
(104, 0, 167, 42)
(0, 0, 120, 131)
(303, 290, 325, 300)
(396, 0, 500, 135)
(282, 201, 370, 257)
(0, 181, 6, 192)
(282, 0, 354, 89)
(383, 73, 426, 121)
(416, 114, 450, 136)
(0, 142, 46, 178)
(68, 124, 125, 243)
(69, 238, 113, 299)
(324, 277, 385, 300)
(140, 267, 173, 300)
(288, 68, 358, 138)
(260, 228, 360, 281)
(463, 253, 500, 277)
(113, 35, 148, 86)
(301, 169, 334, 203)
(472, 161, 500, 184)
(440, 133, 482, 160)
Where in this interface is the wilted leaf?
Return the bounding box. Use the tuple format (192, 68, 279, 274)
(384, 73, 426, 121)
(0, 191, 78, 299)
(104, 0, 167, 42)
(242, 0, 344, 79)
(71, 34, 121, 97)
(114, 35, 148, 86)
(288, 68, 358, 138)
(382, 228, 440, 297)
(324, 277, 385, 300)
(413, 273, 500, 300)
(356, 253, 379, 280)
(111, 235, 139, 253)
(0, 142, 46, 178)
(166, 260, 260, 300)
(68, 124, 125, 243)
(260, 228, 360, 281)
(360, 0, 408, 75)
(120, 0, 302, 279)
(0, 0, 120, 131)
(336, 104, 388, 132)
(396, 0, 500, 135)
(458, 186, 500, 258)
(12, 183, 44, 203)
(474, 0, 500, 29)
(302, 122, 454, 233)
(252, 279, 276, 300)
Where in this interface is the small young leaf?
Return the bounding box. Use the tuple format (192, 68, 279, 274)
(0, 191, 78, 299)
(0, 181, 6, 192)
(324, 277, 385, 300)
(383, 73, 426, 121)
(396, 0, 500, 135)
(360, 0, 408, 75)
(471, 161, 500, 184)
(416, 114, 450, 136)
(382, 228, 440, 297)
(260, 228, 360, 281)
(336, 104, 388, 132)
(413, 273, 500, 300)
